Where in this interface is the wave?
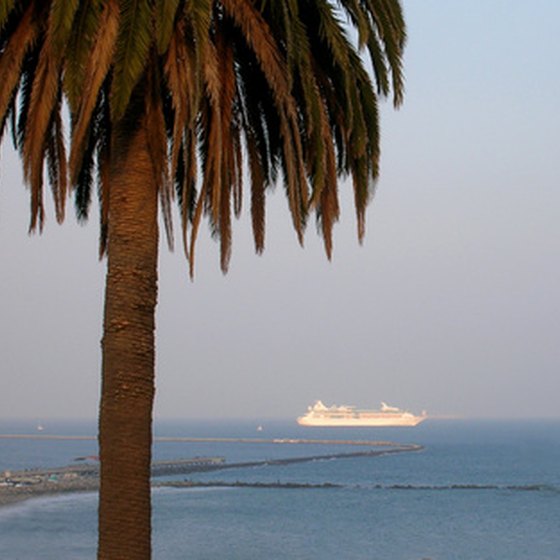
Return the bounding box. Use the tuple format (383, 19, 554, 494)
(367, 483, 559, 493)
(156, 479, 559, 494)
(0, 490, 97, 518)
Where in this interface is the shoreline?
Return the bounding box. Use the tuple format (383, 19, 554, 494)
(0, 478, 99, 508)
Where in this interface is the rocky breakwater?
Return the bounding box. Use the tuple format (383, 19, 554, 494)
(0, 439, 424, 507)
(0, 457, 226, 507)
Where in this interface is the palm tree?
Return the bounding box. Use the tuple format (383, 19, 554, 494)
(0, 1, 406, 558)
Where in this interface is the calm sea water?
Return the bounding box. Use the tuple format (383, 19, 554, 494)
(0, 419, 559, 559)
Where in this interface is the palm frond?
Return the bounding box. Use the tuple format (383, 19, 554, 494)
(365, 31, 390, 98)
(0, 4, 38, 132)
(73, 117, 96, 222)
(164, 17, 197, 181)
(96, 85, 112, 257)
(221, 0, 292, 112)
(156, 0, 181, 54)
(1, 0, 406, 273)
(45, 97, 67, 223)
(235, 50, 277, 185)
(16, 48, 39, 152)
(312, 0, 357, 132)
(63, 0, 105, 112)
(188, 177, 208, 278)
(214, 29, 237, 271)
(110, 0, 153, 120)
(179, 127, 197, 261)
(232, 131, 242, 218)
(22, 27, 64, 231)
(235, 55, 271, 251)
(0, 91, 14, 145)
(146, 59, 174, 250)
(364, 0, 406, 106)
(199, 94, 223, 229)
(245, 124, 266, 253)
(0, 0, 16, 30)
(312, 92, 339, 238)
(222, 0, 308, 241)
(338, 0, 370, 49)
(48, 0, 79, 57)
(69, 1, 119, 186)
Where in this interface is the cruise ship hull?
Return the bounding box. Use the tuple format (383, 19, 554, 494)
(297, 414, 425, 427)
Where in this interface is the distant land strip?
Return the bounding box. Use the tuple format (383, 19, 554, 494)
(0, 434, 404, 447)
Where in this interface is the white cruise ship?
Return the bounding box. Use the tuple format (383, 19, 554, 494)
(297, 401, 426, 427)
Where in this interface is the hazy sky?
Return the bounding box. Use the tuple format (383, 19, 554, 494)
(1, 1, 559, 421)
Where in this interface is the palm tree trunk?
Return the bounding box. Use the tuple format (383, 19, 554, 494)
(98, 120, 158, 560)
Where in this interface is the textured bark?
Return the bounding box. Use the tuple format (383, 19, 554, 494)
(98, 122, 158, 560)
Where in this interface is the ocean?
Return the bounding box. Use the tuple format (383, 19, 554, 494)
(1, 419, 559, 559)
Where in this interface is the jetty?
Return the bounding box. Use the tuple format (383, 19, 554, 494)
(0, 437, 423, 507)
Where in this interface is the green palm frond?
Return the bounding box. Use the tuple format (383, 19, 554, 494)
(223, 0, 309, 241)
(364, 0, 406, 106)
(365, 29, 390, 98)
(0, 0, 16, 30)
(69, 1, 119, 186)
(338, 0, 371, 49)
(48, 0, 79, 57)
(155, 0, 181, 54)
(110, 0, 153, 120)
(63, 0, 104, 112)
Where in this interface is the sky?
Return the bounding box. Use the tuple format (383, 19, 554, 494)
(1, 1, 559, 421)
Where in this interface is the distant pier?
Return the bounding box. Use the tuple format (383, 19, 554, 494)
(0, 436, 423, 507)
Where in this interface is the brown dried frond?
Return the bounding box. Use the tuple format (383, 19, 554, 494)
(317, 96, 340, 259)
(45, 105, 68, 223)
(188, 181, 208, 279)
(69, 1, 119, 186)
(22, 36, 63, 231)
(214, 30, 236, 268)
(232, 128, 243, 219)
(0, 5, 38, 126)
(201, 98, 223, 227)
(246, 131, 266, 253)
(97, 147, 111, 258)
(221, 0, 308, 242)
(146, 60, 173, 250)
(180, 128, 198, 262)
(219, 173, 232, 273)
(164, 18, 197, 180)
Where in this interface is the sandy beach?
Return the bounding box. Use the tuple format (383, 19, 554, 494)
(0, 478, 99, 508)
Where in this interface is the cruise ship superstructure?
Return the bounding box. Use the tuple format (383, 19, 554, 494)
(297, 401, 427, 427)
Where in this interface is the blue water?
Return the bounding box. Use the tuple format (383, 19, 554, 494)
(1, 419, 559, 559)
